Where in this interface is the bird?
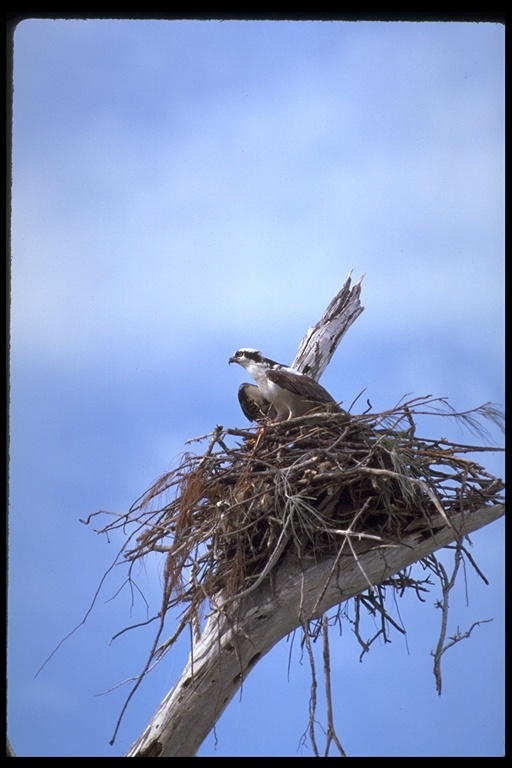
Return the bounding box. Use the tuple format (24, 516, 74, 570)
(228, 348, 341, 422)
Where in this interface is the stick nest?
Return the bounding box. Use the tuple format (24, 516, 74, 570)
(96, 396, 503, 627)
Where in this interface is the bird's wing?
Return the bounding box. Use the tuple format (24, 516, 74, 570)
(238, 383, 274, 422)
(266, 369, 340, 407)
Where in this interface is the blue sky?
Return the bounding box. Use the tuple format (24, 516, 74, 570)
(8, 19, 504, 757)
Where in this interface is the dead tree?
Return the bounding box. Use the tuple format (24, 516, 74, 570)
(86, 275, 504, 757)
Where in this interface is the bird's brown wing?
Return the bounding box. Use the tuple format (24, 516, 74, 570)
(266, 370, 340, 408)
(238, 383, 275, 422)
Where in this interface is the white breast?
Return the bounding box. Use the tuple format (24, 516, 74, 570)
(259, 377, 298, 421)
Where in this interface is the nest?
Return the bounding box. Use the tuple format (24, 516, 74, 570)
(85, 395, 504, 750)
(96, 396, 504, 634)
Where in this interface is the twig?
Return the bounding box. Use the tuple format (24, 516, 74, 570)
(322, 616, 346, 757)
(301, 623, 320, 758)
(431, 548, 494, 695)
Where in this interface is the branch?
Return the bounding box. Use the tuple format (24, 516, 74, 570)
(291, 272, 364, 379)
(322, 616, 346, 757)
(127, 501, 503, 756)
(429, 549, 494, 695)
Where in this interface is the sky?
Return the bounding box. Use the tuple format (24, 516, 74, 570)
(8, 17, 504, 758)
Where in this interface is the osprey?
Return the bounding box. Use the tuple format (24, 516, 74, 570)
(228, 348, 341, 422)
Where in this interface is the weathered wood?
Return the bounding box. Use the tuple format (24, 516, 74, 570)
(291, 272, 364, 379)
(127, 501, 504, 757)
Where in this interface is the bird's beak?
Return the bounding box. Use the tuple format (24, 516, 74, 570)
(228, 356, 236, 365)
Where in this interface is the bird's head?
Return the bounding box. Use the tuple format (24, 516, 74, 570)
(229, 348, 285, 380)
(229, 348, 263, 368)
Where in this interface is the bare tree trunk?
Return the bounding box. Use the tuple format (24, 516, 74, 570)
(127, 501, 504, 756)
